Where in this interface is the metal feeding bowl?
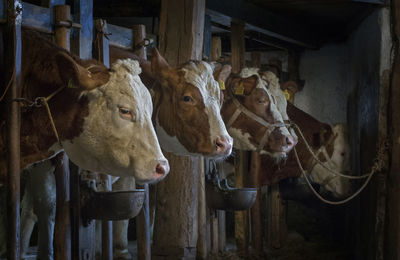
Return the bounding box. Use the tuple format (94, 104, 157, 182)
(82, 189, 145, 221)
(206, 179, 257, 211)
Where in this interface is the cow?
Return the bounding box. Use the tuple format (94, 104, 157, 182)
(0, 29, 170, 259)
(221, 68, 297, 159)
(259, 102, 351, 199)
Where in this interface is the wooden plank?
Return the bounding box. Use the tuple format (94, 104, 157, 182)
(0, 0, 5, 23)
(107, 24, 133, 50)
(22, 2, 52, 33)
(152, 0, 205, 259)
(100, 175, 112, 260)
(210, 211, 218, 254)
(53, 7, 72, 260)
(234, 151, 249, 255)
(210, 36, 221, 61)
(250, 152, 262, 257)
(197, 158, 207, 259)
(230, 20, 245, 73)
(54, 152, 71, 260)
(5, 1, 22, 259)
(41, 0, 65, 8)
(71, 0, 93, 59)
(132, 23, 151, 260)
(216, 162, 226, 253)
(203, 14, 211, 60)
(205, 0, 318, 49)
(94, 19, 110, 67)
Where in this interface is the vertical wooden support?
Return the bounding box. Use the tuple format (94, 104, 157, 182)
(211, 37, 221, 62)
(53, 6, 72, 260)
(267, 184, 286, 249)
(197, 16, 211, 259)
(100, 175, 112, 260)
(231, 19, 247, 255)
(152, 0, 205, 259)
(385, 2, 400, 258)
(249, 52, 263, 257)
(54, 152, 71, 260)
(72, 0, 93, 59)
(54, 5, 70, 50)
(132, 24, 151, 260)
(197, 159, 207, 259)
(94, 19, 112, 260)
(5, 1, 22, 259)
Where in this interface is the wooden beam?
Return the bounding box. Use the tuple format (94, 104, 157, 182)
(230, 20, 245, 73)
(5, 0, 22, 259)
(72, 0, 93, 59)
(152, 5, 206, 258)
(203, 14, 211, 60)
(132, 23, 151, 260)
(205, 0, 318, 49)
(22, 2, 52, 33)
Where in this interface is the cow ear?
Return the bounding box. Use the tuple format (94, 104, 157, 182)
(56, 52, 109, 90)
(151, 48, 170, 76)
(233, 75, 258, 96)
(213, 64, 232, 85)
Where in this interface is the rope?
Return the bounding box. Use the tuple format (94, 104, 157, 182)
(291, 122, 371, 179)
(293, 139, 388, 205)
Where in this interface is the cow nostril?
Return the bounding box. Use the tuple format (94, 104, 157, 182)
(155, 163, 165, 176)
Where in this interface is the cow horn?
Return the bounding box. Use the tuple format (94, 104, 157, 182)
(56, 52, 109, 91)
(151, 48, 170, 76)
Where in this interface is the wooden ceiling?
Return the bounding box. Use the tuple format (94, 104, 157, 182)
(92, 0, 385, 51)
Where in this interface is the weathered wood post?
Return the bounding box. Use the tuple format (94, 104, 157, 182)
(132, 23, 152, 260)
(385, 1, 400, 258)
(53, 5, 72, 260)
(4, 0, 22, 259)
(152, 0, 205, 259)
(231, 19, 248, 255)
(93, 18, 113, 260)
(249, 51, 263, 257)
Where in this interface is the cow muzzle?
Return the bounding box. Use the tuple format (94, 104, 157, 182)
(268, 130, 297, 155)
(153, 159, 170, 181)
(214, 135, 233, 157)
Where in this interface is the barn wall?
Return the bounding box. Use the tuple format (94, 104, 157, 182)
(296, 44, 349, 124)
(347, 7, 391, 260)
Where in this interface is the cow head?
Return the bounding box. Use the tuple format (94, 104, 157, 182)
(221, 68, 297, 161)
(55, 53, 169, 184)
(141, 49, 233, 158)
(310, 124, 351, 198)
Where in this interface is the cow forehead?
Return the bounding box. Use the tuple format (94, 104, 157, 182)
(101, 59, 153, 119)
(181, 61, 220, 105)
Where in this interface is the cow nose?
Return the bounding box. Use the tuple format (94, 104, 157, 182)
(284, 135, 296, 152)
(215, 136, 233, 155)
(154, 160, 169, 180)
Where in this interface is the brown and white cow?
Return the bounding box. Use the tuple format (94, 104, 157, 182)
(221, 68, 297, 160)
(0, 29, 169, 184)
(260, 102, 351, 198)
(111, 46, 233, 157)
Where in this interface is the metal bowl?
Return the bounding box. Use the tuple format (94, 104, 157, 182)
(206, 180, 257, 211)
(82, 189, 145, 221)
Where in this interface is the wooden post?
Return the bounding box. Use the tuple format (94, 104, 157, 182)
(5, 1, 22, 259)
(71, 0, 93, 59)
(93, 19, 113, 260)
(54, 152, 71, 260)
(385, 1, 400, 258)
(132, 23, 151, 260)
(211, 36, 221, 62)
(267, 184, 286, 249)
(54, 5, 70, 50)
(231, 19, 248, 255)
(53, 6, 72, 260)
(249, 52, 263, 257)
(197, 159, 207, 259)
(152, 0, 205, 259)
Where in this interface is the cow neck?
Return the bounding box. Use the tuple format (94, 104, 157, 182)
(226, 92, 285, 153)
(306, 130, 338, 176)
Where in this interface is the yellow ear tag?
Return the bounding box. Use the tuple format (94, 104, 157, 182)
(283, 89, 291, 101)
(218, 79, 226, 90)
(235, 82, 244, 95)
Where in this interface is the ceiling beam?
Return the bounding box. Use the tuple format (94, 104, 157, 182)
(206, 0, 319, 49)
(352, 0, 386, 4)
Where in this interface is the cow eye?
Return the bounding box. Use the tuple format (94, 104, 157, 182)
(183, 95, 194, 103)
(119, 107, 135, 121)
(258, 98, 267, 104)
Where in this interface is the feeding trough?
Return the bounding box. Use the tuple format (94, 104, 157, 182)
(81, 188, 145, 224)
(205, 160, 257, 211)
